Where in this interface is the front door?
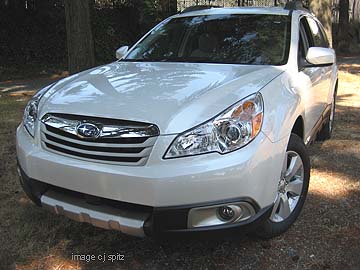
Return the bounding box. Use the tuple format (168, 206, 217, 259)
(297, 17, 329, 142)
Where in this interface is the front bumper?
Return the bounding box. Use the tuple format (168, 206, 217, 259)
(17, 123, 286, 237)
(18, 165, 273, 238)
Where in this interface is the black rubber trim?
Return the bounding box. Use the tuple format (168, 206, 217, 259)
(169, 205, 271, 233)
(17, 163, 50, 206)
(301, 62, 334, 69)
(149, 204, 273, 239)
(148, 197, 262, 237)
(154, 196, 260, 212)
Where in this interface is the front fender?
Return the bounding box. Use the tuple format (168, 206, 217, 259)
(260, 72, 305, 143)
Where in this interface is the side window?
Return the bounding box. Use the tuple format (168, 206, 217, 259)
(306, 17, 328, 48)
(300, 18, 312, 48)
(317, 22, 330, 48)
(298, 18, 313, 69)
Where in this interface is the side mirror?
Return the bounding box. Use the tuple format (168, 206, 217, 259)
(116, 46, 129, 60)
(306, 47, 335, 66)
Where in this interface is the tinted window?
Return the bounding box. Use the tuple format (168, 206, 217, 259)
(298, 19, 311, 69)
(318, 22, 330, 47)
(124, 14, 291, 65)
(298, 30, 305, 62)
(306, 17, 328, 48)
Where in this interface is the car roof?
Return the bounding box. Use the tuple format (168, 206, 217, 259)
(173, 7, 292, 18)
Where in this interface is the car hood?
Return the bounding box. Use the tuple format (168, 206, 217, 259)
(40, 62, 283, 134)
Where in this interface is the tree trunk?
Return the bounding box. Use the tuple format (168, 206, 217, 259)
(64, 0, 95, 74)
(309, 0, 333, 47)
(339, 0, 350, 26)
(338, 0, 350, 51)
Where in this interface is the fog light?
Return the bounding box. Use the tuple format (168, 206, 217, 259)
(218, 206, 236, 221)
(188, 202, 256, 228)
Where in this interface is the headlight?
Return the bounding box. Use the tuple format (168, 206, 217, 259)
(164, 93, 263, 158)
(23, 84, 54, 137)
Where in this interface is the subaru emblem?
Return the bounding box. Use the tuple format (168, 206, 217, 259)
(76, 123, 101, 139)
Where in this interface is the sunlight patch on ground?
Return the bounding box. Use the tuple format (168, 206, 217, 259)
(16, 240, 82, 270)
(310, 169, 359, 199)
(16, 257, 81, 270)
(8, 90, 36, 97)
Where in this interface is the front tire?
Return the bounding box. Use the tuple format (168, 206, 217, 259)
(256, 134, 310, 238)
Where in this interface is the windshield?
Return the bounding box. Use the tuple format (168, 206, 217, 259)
(124, 14, 291, 65)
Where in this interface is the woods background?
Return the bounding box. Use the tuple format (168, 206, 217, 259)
(0, 0, 359, 79)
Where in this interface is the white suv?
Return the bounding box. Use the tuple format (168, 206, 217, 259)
(17, 3, 338, 238)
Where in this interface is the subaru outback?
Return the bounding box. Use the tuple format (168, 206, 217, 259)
(17, 3, 338, 238)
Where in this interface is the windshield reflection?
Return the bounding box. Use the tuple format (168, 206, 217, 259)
(124, 14, 291, 65)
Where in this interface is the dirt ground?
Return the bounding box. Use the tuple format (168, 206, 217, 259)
(0, 59, 359, 270)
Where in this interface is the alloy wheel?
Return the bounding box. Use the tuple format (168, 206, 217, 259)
(270, 151, 304, 223)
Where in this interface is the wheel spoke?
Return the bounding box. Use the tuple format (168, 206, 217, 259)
(271, 194, 281, 219)
(286, 178, 303, 196)
(285, 155, 302, 182)
(278, 194, 291, 219)
(281, 152, 288, 177)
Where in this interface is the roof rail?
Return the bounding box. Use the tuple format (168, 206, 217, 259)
(284, 0, 308, 11)
(180, 5, 220, 14)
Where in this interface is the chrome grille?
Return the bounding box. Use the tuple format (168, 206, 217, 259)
(40, 113, 159, 166)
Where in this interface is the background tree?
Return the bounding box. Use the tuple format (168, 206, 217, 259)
(338, 0, 350, 52)
(339, 0, 350, 30)
(64, 0, 95, 74)
(338, 0, 350, 43)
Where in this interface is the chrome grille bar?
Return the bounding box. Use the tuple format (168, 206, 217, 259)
(42, 113, 159, 140)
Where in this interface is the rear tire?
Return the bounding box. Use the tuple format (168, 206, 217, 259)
(317, 83, 337, 141)
(256, 134, 310, 238)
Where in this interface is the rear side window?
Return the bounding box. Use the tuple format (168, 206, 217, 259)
(306, 17, 329, 48)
